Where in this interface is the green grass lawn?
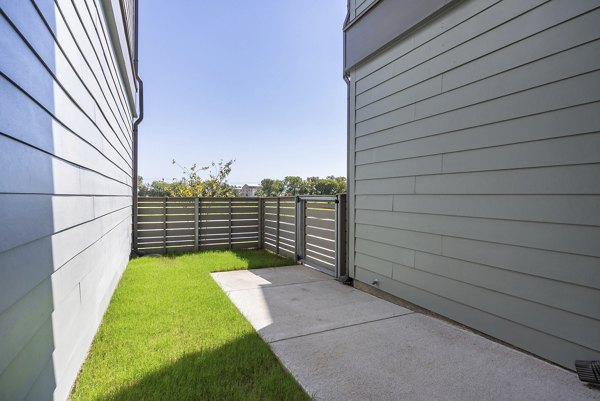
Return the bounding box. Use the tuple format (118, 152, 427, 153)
(70, 250, 311, 401)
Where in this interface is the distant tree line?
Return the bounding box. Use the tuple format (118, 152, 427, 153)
(137, 160, 239, 197)
(256, 176, 346, 197)
(137, 158, 346, 198)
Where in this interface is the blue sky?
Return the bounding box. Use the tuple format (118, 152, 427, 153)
(138, 1, 348, 185)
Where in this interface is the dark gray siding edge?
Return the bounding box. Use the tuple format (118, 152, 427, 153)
(344, 0, 462, 71)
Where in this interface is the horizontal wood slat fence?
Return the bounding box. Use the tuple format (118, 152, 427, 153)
(263, 197, 296, 260)
(134, 194, 347, 277)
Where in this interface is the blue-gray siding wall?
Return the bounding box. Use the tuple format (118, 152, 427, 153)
(0, 1, 134, 400)
(347, 0, 600, 369)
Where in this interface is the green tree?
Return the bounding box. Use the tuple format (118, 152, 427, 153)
(282, 176, 304, 196)
(314, 178, 338, 195)
(329, 175, 347, 194)
(201, 160, 239, 197)
(137, 176, 149, 196)
(304, 176, 320, 195)
(147, 180, 172, 196)
(256, 176, 346, 196)
(256, 178, 284, 197)
(169, 161, 205, 197)
(170, 159, 238, 197)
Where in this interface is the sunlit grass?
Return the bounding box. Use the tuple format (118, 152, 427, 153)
(70, 250, 310, 401)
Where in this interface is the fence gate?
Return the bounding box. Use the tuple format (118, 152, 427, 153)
(296, 195, 346, 278)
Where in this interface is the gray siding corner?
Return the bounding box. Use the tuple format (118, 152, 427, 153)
(346, 0, 600, 369)
(0, 0, 136, 399)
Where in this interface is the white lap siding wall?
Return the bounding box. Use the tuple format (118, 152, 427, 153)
(346, 0, 600, 369)
(0, 0, 136, 399)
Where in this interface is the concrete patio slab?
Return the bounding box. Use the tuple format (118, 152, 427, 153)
(211, 266, 411, 342)
(212, 266, 600, 401)
(211, 265, 330, 292)
(272, 314, 599, 401)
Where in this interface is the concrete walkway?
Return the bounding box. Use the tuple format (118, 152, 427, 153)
(211, 266, 599, 401)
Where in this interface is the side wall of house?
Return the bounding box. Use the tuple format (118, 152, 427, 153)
(347, 0, 600, 369)
(0, 1, 135, 399)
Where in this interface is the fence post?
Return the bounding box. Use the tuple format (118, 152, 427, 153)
(295, 196, 302, 263)
(163, 197, 167, 254)
(336, 194, 347, 279)
(276, 198, 280, 255)
(295, 197, 299, 262)
(258, 198, 264, 249)
(334, 196, 338, 277)
(228, 198, 232, 249)
(194, 198, 199, 251)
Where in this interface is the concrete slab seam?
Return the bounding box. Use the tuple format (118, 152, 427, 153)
(223, 278, 333, 293)
(268, 312, 415, 344)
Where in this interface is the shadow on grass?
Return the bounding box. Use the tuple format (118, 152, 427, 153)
(152, 248, 295, 270)
(230, 249, 295, 269)
(97, 333, 309, 401)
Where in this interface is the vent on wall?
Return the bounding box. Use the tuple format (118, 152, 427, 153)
(575, 360, 600, 386)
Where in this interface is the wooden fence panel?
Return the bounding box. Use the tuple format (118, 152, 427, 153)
(135, 195, 346, 278)
(135, 197, 262, 254)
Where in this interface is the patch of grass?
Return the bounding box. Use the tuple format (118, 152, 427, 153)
(70, 250, 310, 401)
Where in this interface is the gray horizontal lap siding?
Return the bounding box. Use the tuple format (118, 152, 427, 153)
(347, 0, 600, 369)
(0, 1, 134, 400)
